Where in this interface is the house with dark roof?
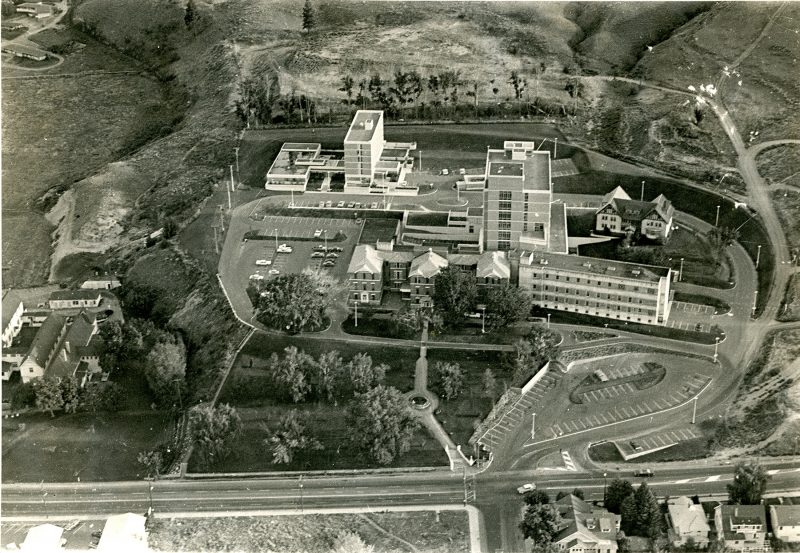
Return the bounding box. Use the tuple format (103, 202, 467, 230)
(550, 494, 620, 553)
(770, 505, 800, 544)
(408, 249, 449, 307)
(595, 186, 675, 242)
(714, 504, 768, 552)
(666, 496, 710, 548)
(16, 2, 54, 18)
(17, 313, 69, 382)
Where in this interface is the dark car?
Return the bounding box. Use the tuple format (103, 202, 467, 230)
(633, 469, 654, 477)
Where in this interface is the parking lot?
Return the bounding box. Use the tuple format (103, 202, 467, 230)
(615, 427, 700, 460)
(665, 301, 717, 333)
(551, 158, 580, 178)
(1, 519, 107, 550)
(581, 382, 638, 404)
(542, 373, 712, 441)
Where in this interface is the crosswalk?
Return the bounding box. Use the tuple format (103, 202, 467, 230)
(561, 451, 576, 471)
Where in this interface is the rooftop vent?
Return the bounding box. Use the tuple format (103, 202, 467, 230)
(364, 119, 374, 131)
(582, 262, 592, 268)
(607, 266, 616, 272)
(631, 269, 641, 276)
(539, 259, 549, 265)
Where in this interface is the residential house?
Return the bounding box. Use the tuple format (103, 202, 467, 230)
(81, 277, 122, 290)
(20, 523, 64, 552)
(2, 290, 24, 349)
(17, 313, 68, 382)
(98, 513, 148, 552)
(1, 43, 48, 61)
(16, 2, 54, 18)
(550, 494, 621, 553)
(770, 505, 800, 544)
(595, 186, 675, 242)
(408, 249, 449, 306)
(48, 290, 103, 310)
(666, 496, 710, 548)
(347, 245, 384, 306)
(714, 504, 769, 553)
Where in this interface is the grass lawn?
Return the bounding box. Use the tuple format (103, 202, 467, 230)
(778, 274, 800, 322)
(427, 348, 509, 449)
(358, 218, 400, 245)
(672, 291, 731, 314)
(148, 511, 469, 553)
(588, 438, 712, 463)
(2, 411, 174, 482)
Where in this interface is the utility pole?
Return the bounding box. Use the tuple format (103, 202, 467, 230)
(715, 205, 721, 227)
(299, 475, 304, 515)
(553, 137, 558, 158)
(419, 150, 423, 172)
(691, 394, 699, 424)
(213, 226, 219, 254)
(228, 166, 233, 209)
(641, 180, 645, 202)
(756, 244, 762, 269)
(275, 228, 279, 251)
(531, 413, 536, 440)
(354, 301, 359, 327)
(679, 258, 684, 282)
(234, 147, 240, 175)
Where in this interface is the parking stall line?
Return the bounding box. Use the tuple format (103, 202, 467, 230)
(621, 407, 631, 417)
(669, 431, 681, 441)
(591, 415, 601, 425)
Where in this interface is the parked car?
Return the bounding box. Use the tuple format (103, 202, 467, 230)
(255, 259, 272, 266)
(314, 229, 323, 238)
(347, 202, 355, 208)
(325, 200, 333, 207)
(354, 202, 362, 209)
(330, 246, 344, 252)
(459, 168, 466, 175)
(277, 244, 292, 253)
(633, 468, 654, 477)
(441, 168, 449, 176)
(630, 441, 643, 452)
(326, 252, 339, 258)
(371, 202, 379, 209)
(314, 245, 327, 252)
(322, 260, 336, 267)
(268, 269, 280, 275)
(318, 201, 325, 208)
(337, 201, 345, 208)
(311, 252, 325, 258)
(249, 274, 264, 281)
(517, 483, 536, 494)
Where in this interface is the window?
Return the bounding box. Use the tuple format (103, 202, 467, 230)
(498, 241, 511, 250)
(498, 201, 512, 211)
(498, 221, 511, 230)
(499, 191, 512, 200)
(370, 294, 376, 300)
(498, 231, 511, 241)
(533, 222, 545, 232)
(523, 222, 528, 231)
(498, 212, 511, 221)
(353, 293, 359, 299)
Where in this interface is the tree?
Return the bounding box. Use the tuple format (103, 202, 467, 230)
(432, 266, 478, 325)
(302, 0, 315, 32)
(331, 531, 374, 553)
(269, 346, 313, 403)
(253, 273, 336, 333)
(506, 326, 560, 384)
(348, 385, 418, 465)
(33, 377, 64, 417)
(346, 353, 386, 395)
(313, 350, 345, 402)
(184, 0, 196, 28)
(605, 478, 634, 514)
(10, 381, 36, 410)
(98, 320, 124, 372)
(571, 488, 585, 500)
(707, 226, 739, 267)
(264, 410, 322, 465)
(339, 75, 355, 106)
(519, 503, 562, 545)
(188, 403, 242, 468)
(620, 482, 662, 538)
(482, 368, 497, 401)
(137, 450, 164, 479)
(523, 488, 551, 506)
(145, 337, 187, 407)
(60, 377, 81, 414)
(484, 282, 533, 329)
(433, 361, 464, 400)
(390, 305, 442, 338)
(407, 70, 424, 117)
(728, 462, 769, 505)
(81, 383, 123, 412)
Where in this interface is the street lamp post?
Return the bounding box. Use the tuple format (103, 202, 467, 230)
(274, 228, 279, 251)
(299, 475, 304, 515)
(419, 150, 422, 172)
(234, 147, 240, 175)
(531, 413, 535, 440)
(148, 481, 154, 516)
(640, 180, 645, 202)
(752, 290, 758, 317)
(679, 258, 684, 282)
(480, 306, 486, 334)
(354, 301, 359, 327)
(324, 229, 328, 252)
(715, 205, 720, 227)
(547, 313, 551, 329)
(756, 244, 762, 269)
(714, 336, 720, 364)
(691, 394, 699, 424)
(603, 472, 607, 504)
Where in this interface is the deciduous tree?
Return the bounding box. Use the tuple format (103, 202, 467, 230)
(33, 376, 63, 417)
(523, 488, 551, 506)
(707, 226, 739, 267)
(145, 337, 187, 407)
(269, 346, 313, 403)
(484, 282, 533, 329)
(482, 368, 497, 401)
(253, 273, 336, 333)
(519, 503, 561, 545)
(348, 385, 418, 465)
(346, 353, 386, 395)
(331, 531, 374, 553)
(432, 266, 477, 326)
(188, 403, 242, 469)
(60, 376, 81, 414)
(264, 410, 323, 465)
(313, 350, 345, 402)
(433, 361, 464, 400)
(728, 462, 769, 505)
(339, 75, 355, 106)
(137, 450, 164, 479)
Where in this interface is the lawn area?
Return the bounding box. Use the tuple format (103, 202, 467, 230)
(771, 188, 800, 251)
(533, 307, 724, 345)
(778, 274, 800, 322)
(357, 218, 398, 245)
(148, 511, 469, 553)
(205, 333, 447, 472)
(427, 348, 510, 450)
(587, 438, 712, 463)
(672, 291, 731, 314)
(2, 411, 175, 482)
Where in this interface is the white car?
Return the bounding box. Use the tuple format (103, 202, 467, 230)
(255, 259, 272, 266)
(268, 269, 280, 275)
(441, 168, 450, 176)
(371, 202, 379, 209)
(249, 274, 264, 281)
(277, 244, 293, 253)
(517, 483, 536, 494)
(459, 168, 466, 175)
(314, 229, 323, 238)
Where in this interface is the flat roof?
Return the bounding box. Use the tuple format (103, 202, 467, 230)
(282, 142, 321, 152)
(345, 110, 383, 143)
(489, 162, 523, 177)
(548, 202, 568, 254)
(487, 148, 551, 191)
(521, 250, 670, 283)
(2, 43, 48, 58)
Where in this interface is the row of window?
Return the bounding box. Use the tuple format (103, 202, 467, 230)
(530, 285, 657, 305)
(538, 303, 655, 324)
(526, 271, 657, 293)
(535, 295, 656, 314)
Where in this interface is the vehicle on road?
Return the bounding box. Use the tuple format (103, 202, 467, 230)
(314, 229, 323, 238)
(322, 260, 336, 267)
(347, 202, 355, 208)
(277, 244, 293, 253)
(633, 469, 654, 477)
(517, 483, 536, 494)
(326, 252, 339, 258)
(311, 252, 325, 258)
(337, 201, 345, 208)
(255, 259, 272, 266)
(325, 200, 333, 208)
(318, 201, 325, 208)
(268, 269, 280, 275)
(249, 274, 264, 281)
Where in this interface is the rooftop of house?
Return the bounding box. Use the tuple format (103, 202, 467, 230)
(98, 513, 148, 551)
(554, 495, 620, 546)
(409, 249, 449, 279)
(487, 147, 551, 191)
(347, 245, 384, 275)
(520, 250, 671, 283)
(668, 502, 711, 535)
(49, 289, 103, 302)
(600, 186, 674, 222)
(1, 43, 48, 57)
(18, 2, 53, 14)
(771, 505, 800, 527)
(24, 312, 67, 368)
(2, 290, 24, 331)
(477, 251, 511, 280)
(345, 110, 383, 143)
(717, 505, 767, 541)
